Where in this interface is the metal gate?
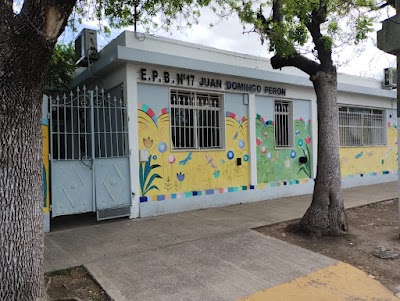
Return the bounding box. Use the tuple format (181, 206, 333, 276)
(50, 86, 131, 220)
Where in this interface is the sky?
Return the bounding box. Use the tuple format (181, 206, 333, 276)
(63, 5, 397, 81)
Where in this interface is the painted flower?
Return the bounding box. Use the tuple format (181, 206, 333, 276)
(143, 137, 153, 148)
(213, 170, 220, 179)
(298, 139, 303, 147)
(158, 142, 167, 153)
(227, 150, 235, 160)
(152, 155, 157, 160)
(256, 138, 262, 146)
(238, 139, 245, 149)
(305, 137, 311, 144)
(300, 117, 304, 122)
(168, 155, 176, 164)
(290, 150, 296, 158)
(267, 152, 272, 159)
(243, 155, 249, 162)
(261, 146, 267, 154)
(176, 172, 185, 182)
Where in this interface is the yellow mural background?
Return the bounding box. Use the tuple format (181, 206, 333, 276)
(340, 126, 397, 175)
(42, 123, 50, 213)
(138, 107, 250, 197)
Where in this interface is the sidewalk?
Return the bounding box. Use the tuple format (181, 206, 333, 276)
(45, 181, 399, 300)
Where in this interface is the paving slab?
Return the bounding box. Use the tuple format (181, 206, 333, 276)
(45, 181, 399, 300)
(86, 231, 337, 301)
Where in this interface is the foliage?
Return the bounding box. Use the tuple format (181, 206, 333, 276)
(46, 43, 77, 90)
(70, 0, 213, 34)
(139, 155, 162, 196)
(206, 0, 380, 67)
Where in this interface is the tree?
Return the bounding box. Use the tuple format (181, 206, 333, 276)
(47, 43, 77, 90)
(0, 1, 206, 300)
(205, 0, 379, 236)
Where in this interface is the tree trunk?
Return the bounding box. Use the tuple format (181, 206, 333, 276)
(298, 70, 348, 236)
(0, 89, 45, 301)
(0, 2, 76, 299)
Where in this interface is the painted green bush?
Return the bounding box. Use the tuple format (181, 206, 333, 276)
(256, 117, 312, 183)
(139, 155, 162, 196)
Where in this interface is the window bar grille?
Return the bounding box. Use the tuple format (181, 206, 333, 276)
(50, 95, 54, 161)
(171, 94, 175, 148)
(193, 95, 198, 149)
(114, 96, 119, 157)
(205, 96, 208, 148)
(77, 87, 81, 160)
(189, 96, 193, 148)
(102, 88, 107, 158)
(202, 97, 205, 148)
(120, 100, 125, 156)
(56, 95, 60, 160)
(183, 95, 187, 148)
(83, 87, 88, 159)
(70, 92, 75, 160)
(63, 94, 67, 159)
(95, 88, 101, 158)
(107, 93, 113, 157)
(213, 98, 216, 147)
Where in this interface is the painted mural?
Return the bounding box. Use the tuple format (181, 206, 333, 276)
(340, 121, 398, 176)
(256, 115, 313, 183)
(138, 103, 250, 198)
(42, 119, 50, 213)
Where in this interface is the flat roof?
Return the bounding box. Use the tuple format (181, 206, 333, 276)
(72, 31, 397, 99)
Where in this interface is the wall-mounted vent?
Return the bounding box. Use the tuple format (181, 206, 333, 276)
(383, 67, 397, 89)
(75, 28, 99, 67)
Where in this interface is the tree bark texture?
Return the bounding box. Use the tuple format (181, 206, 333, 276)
(299, 71, 348, 236)
(0, 1, 75, 300)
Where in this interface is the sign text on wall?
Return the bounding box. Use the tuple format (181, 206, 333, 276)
(139, 68, 286, 96)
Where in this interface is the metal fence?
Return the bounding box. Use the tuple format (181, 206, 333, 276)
(50, 86, 128, 161)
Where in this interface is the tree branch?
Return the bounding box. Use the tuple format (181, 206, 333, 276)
(0, 1, 14, 44)
(305, 1, 334, 71)
(0, 0, 13, 17)
(271, 53, 319, 76)
(20, 0, 76, 42)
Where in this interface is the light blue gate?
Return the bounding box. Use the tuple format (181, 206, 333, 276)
(50, 86, 131, 220)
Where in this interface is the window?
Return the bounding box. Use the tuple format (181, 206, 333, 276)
(170, 89, 224, 150)
(339, 106, 386, 146)
(274, 100, 293, 148)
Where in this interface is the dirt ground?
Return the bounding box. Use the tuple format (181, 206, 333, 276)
(255, 199, 400, 292)
(46, 266, 110, 301)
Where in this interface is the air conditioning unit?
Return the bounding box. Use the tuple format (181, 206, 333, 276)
(383, 67, 397, 89)
(75, 28, 99, 67)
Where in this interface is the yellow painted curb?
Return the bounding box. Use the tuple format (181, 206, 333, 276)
(239, 262, 399, 301)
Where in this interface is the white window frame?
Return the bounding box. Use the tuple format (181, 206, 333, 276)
(338, 105, 387, 147)
(274, 99, 294, 149)
(169, 89, 225, 151)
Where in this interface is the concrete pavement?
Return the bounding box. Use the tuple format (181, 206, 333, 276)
(45, 181, 399, 300)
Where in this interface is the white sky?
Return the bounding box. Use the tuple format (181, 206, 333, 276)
(62, 6, 397, 81)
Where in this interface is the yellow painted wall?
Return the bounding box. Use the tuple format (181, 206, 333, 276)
(138, 105, 250, 197)
(340, 126, 397, 175)
(42, 123, 50, 213)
